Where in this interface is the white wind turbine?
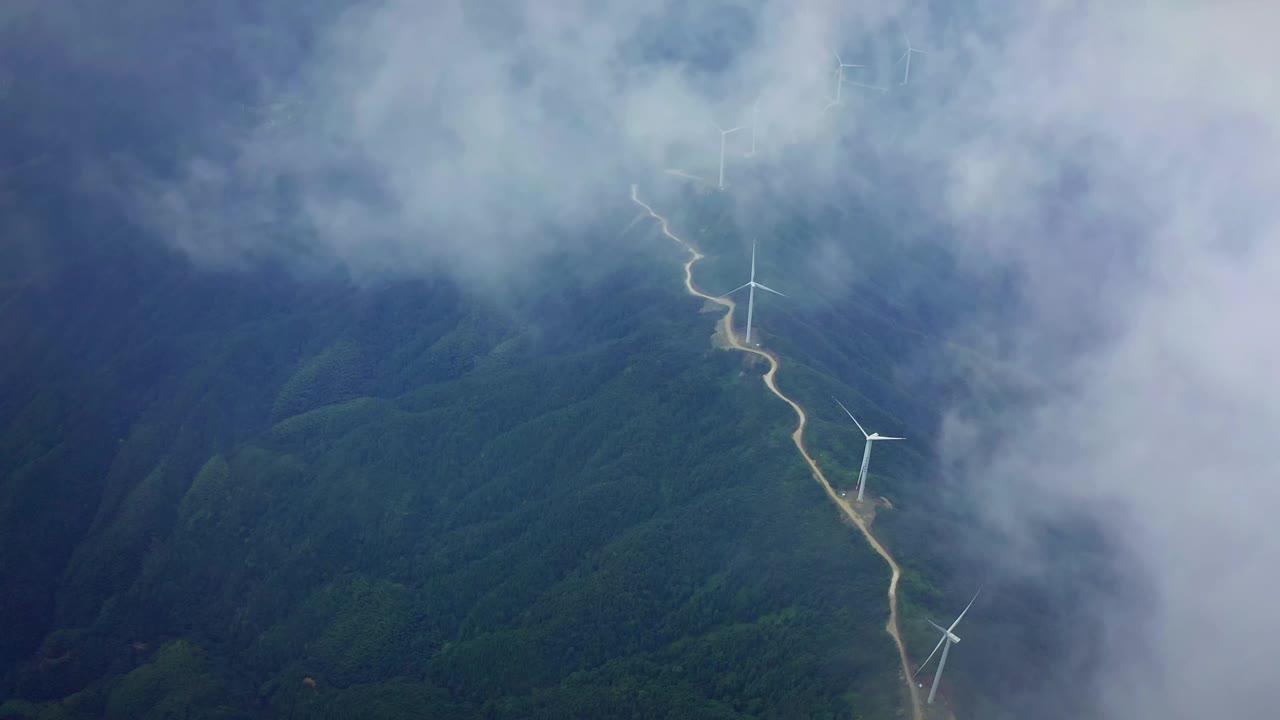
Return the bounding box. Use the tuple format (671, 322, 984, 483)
(716, 123, 744, 190)
(721, 240, 785, 345)
(832, 397, 904, 502)
(915, 588, 982, 705)
(824, 49, 866, 109)
(898, 30, 926, 85)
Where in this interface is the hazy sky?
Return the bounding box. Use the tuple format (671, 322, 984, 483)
(13, 1, 1280, 717)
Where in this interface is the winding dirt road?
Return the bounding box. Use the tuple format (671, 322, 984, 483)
(631, 185, 924, 720)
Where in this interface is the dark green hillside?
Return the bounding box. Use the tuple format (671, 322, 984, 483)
(1, 194, 913, 718)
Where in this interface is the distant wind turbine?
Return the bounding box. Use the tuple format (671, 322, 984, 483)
(898, 30, 926, 85)
(915, 587, 982, 705)
(825, 49, 866, 109)
(832, 397, 904, 502)
(721, 240, 786, 345)
(716, 123, 744, 190)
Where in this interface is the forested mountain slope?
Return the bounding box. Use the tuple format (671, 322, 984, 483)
(1, 180, 910, 717)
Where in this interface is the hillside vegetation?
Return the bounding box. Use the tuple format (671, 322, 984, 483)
(1, 193, 911, 717)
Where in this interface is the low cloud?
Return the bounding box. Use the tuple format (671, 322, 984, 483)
(113, 0, 916, 284)
(933, 4, 1280, 719)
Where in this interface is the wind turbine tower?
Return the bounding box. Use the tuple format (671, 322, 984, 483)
(833, 397, 904, 501)
(721, 240, 786, 345)
(898, 31, 926, 85)
(825, 50, 865, 109)
(915, 588, 982, 705)
(716, 124, 743, 190)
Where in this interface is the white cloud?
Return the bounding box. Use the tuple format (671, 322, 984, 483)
(935, 4, 1280, 718)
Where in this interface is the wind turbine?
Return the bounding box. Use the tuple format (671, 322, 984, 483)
(716, 123, 744, 190)
(832, 397, 904, 502)
(825, 49, 865, 109)
(915, 588, 982, 705)
(721, 240, 785, 345)
(898, 30, 926, 85)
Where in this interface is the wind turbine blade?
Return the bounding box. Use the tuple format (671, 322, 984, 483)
(725, 126, 744, 134)
(926, 619, 949, 634)
(832, 396, 856, 421)
(832, 397, 870, 438)
(876, 436, 906, 441)
(914, 634, 947, 677)
(750, 241, 756, 282)
(720, 282, 751, 298)
(753, 283, 787, 297)
(948, 587, 983, 633)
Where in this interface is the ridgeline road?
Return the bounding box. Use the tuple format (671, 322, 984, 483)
(631, 184, 925, 720)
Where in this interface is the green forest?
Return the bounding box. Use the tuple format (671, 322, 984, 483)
(0, 182, 913, 717)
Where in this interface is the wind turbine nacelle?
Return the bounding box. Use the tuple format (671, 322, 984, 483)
(946, 632, 961, 644)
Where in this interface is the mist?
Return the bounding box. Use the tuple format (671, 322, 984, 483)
(932, 4, 1280, 719)
(9, 1, 1280, 718)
